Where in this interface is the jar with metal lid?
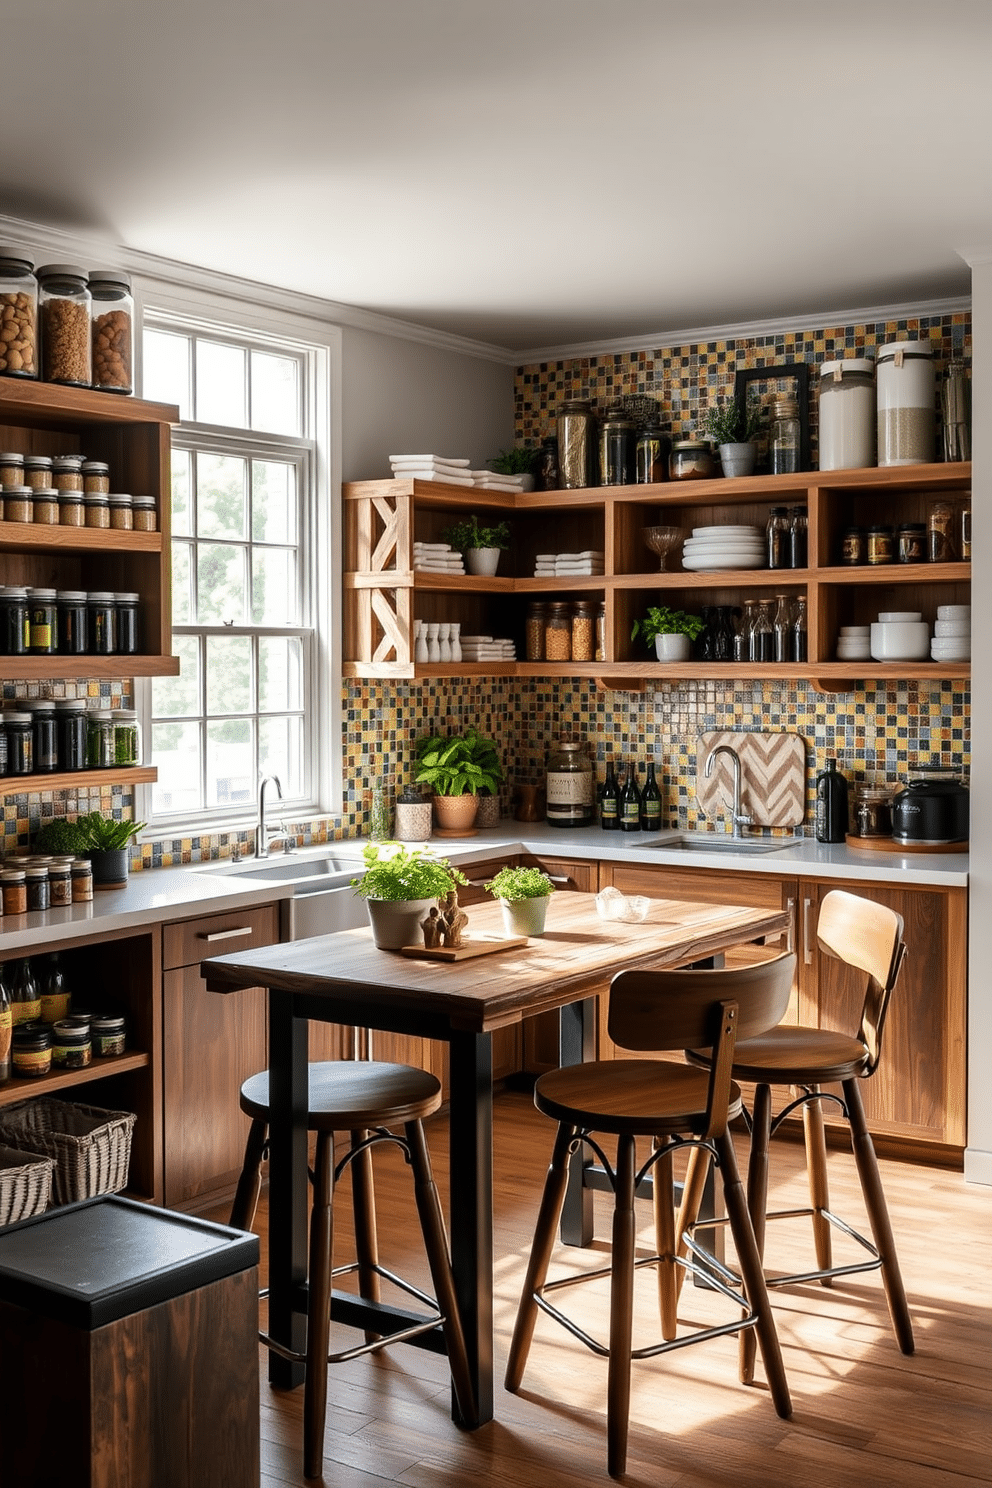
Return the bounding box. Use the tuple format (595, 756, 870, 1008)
(108, 493, 133, 530)
(52, 1020, 91, 1070)
(131, 494, 157, 531)
(86, 709, 115, 768)
(51, 453, 85, 490)
(31, 486, 59, 525)
(866, 524, 894, 565)
(81, 459, 110, 493)
(544, 601, 572, 662)
(853, 784, 893, 838)
(58, 489, 85, 526)
(841, 526, 865, 565)
(766, 506, 790, 568)
(556, 399, 596, 489)
(876, 339, 935, 466)
(55, 698, 87, 771)
(88, 592, 116, 654)
(89, 269, 134, 393)
(818, 358, 876, 470)
(928, 499, 957, 562)
(0, 452, 25, 488)
(2, 485, 31, 523)
(70, 857, 94, 901)
(545, 737, 595, 828)
(669, 440, 715, 481)
(24, 700, 57, 773)
(48, 858, 73, 907)
(114, 591, 139, 654)
(1, 868, 28, 915)
(92, 1013, 126, 1057)
(635, 423, 670, 484)
(598, 409, 636, 487)
(896, 522, 927, 563)
(12, 1023, 51, 1077)
(525, 601, 546, 662)
(4, 714, 32, 775)
(84, 492, 110, 528)
(111, 708, 141, 766)
(25, 865, 50, 912)
(38, 263, 92, 386)
(27, 587, 57, 654)
(23, 454, 53, 489)
(769, 396, 801, 475)
(0, 246, 38, 378)
(57, 590, 88, 654)
(0, 588, 29, 655)
(571, 600, 596, 662)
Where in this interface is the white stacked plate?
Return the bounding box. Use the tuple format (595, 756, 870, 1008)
(682, 524, 765, 571)
(837, 625, 871, 660)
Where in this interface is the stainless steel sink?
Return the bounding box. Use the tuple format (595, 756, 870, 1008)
(648, 833, 803, 855)
(225, 854, 364, 884)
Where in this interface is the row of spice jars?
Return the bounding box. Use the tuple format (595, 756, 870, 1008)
(0, 248, 134, 393)
(7, 1014, 127, 1077)
(0, 453, 157, 529)
(0, 858, 94, 915)
(526, 599, 606, 663)
(0, 703, 142, 777)
(840, 500, 971, 565)
(0, 588, 140, 656)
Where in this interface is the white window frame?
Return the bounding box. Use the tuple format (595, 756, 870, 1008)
(133, 286, 341, 837)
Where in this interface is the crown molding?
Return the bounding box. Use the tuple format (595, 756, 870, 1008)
(958, 245, 992, 268)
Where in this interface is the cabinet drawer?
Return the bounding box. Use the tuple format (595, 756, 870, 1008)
(163, 904, 280, 970)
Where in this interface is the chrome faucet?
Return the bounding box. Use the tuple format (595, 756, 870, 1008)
(704, 744, 754, 839)
(255, 774, 283, 858)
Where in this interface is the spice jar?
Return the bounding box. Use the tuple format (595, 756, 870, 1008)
(108, 493, 133, 529)
(91, 1013, 126, 1057)
(52, 1020, 91, 1070)
(853, 784, 893, 838)
(84, 492, 110, 528)
(38, 263, 92, 386)
(635, 423, 670, 484)
(0, 587, 29, 655)
(111, 709, 141, 766)
(114, 592, 139, 655)
(86, 710, 115, 768)
(25, 699, 57, 773)
(48, 859, 72, 907)
(866, 525, 894, 564)
(556, 399, 596, 489)
(0, 452, 25, 488)
(88, 270, 134, 394)
(818, 359, 876, 470)
(2, 485, 31, 523)
(544, 601, 572, 662)
(525, 601, 546, 662)
(598, 409, 636, 486)
(51, 454, 85, 491)
(23, 454, 53, 489)
(841, 526, 866, 565)
(58, 489, 85, 526)
(1, 868, 28, 915)
(27, 587, 57, 654)
(571, 600, 596, 662)
(537, 435, 560, 491)
(766, 506, 790, 568)
(0, 246, 38, 379)
(82, 460, 110, 493)
(12, 1024, 52, 1077)
(56, 698, 88, 771)
(25, 865, 50, 912)
(71, 857, 94, 901)
(57, 590, 88, 654)
(88, 592, 116, 654)
(131, 494, 157, 531)
(4, 713, 33, 775)
(669, 440, 715, 480)
(545, 737, 595, 828)
(769, 396, 801, 475)
(31, 486, 59, 525)
(596, 601, 606, 662)
(876, 339, 935, 466)
(928, 500, 957, 562)
(896, 523, 927, 563)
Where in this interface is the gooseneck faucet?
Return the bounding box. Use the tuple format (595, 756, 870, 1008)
(704, 744, 754, 840)
(255, 774, 283, 858)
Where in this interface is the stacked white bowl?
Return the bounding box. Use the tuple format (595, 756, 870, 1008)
(869, 611, 930, 661)
(681, 525, 765, 571)
(837, 625, 871, 661)
(931, 604, 970, 663)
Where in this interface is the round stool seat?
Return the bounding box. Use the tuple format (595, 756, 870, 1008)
(239, 1060, 443, 1130)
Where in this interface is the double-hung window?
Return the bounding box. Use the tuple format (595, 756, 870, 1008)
(141, 314, 331, 830)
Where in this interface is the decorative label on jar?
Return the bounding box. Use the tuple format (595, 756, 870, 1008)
(546, 770, 594, 823)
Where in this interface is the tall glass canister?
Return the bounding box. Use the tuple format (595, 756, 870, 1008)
(88, 270, 134, 394)
(556, 399, 596, 489)
(37, 264, 92, 386)
(0, 246, 38, 379)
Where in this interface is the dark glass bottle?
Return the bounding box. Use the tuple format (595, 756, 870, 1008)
(639, 762, 662, 831)
(792, 596, 808, 662)
(766, 506, 790, 568)
(750, 600, 774, 662)
(40, 951, 71, 1024)
(10, 958, 41, 1025)
(600, 761, 620, 830)
(0, 964, 11, 1083)
(537, 436, 560, 491)
(814, 758, 849, 843)
(773, 595, 792, 663)
(789, 506, 808, 568)
(620, 761, 641, 832)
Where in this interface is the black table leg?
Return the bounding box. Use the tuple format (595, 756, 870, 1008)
(559, 996, 596, 1246)
(266, 989, 309, 1388)
(447, 1028, 493, 1427)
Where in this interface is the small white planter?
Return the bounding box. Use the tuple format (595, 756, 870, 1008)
(719, 442, 758, 478)
(654, 633, 692, 663)
(366, 897, 435, 950)
(500, 896, 549, 938)
(465, 547, 501, 577)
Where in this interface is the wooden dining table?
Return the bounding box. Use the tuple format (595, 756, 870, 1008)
(201, 890, 790, 1427)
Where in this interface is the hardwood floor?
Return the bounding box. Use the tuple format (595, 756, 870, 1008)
(207, 1089, 991, 1487)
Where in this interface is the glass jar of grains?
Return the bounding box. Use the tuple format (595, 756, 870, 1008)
(38, 263, 92, 386)
(3, 485, 31, 523)
(82, 460, 110, 493)
(31, 486, 59, 525)
(131, 494, 157, 531)
(108, 493, 133, 529)
(0, 452, 25, 488)
(59, 489, 85, 526)
(571, 600, 596, 661)
(51, 454, 84, 491)
(23, 454, 53, 488)
(544, 601, 572, 662)
(525, 601, 546, 662)
(84, 492, 110, 528)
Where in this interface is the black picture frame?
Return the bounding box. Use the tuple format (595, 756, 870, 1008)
(734, 362, 811, 473)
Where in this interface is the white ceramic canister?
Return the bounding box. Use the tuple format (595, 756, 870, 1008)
(876, 340, 935, 466)
(818, 358, 876, 470)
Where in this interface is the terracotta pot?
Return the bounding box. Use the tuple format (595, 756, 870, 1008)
(433, 793, 479, 836)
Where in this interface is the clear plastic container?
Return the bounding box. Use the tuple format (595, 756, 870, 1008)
(38, 263, 92, 386)
(0, 246, 38, 379)
(89, 270, 134, 393)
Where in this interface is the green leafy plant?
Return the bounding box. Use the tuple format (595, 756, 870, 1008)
(489, 446, 538, 476)
(631, 606, 706, 647)
(414, 727, 504, 797)
(350, 843, 467, 902)
(33, 817, 89, 854)
(76, 812, 146, 850)
(702, 395, 763, 446)
(441, 514, 512, 553)
(487, 865, 556, 902)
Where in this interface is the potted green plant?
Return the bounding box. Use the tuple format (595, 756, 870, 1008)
(489, 446, 538, 491)
(76, 811, 146, 888)
(441, 514, 512, 576)
(487, 864, 556, 937)
(631, 606, 706, 664)
(350, 843, 468, 949)
(702, 395, 763, 477)
(414, 727, 504, 835)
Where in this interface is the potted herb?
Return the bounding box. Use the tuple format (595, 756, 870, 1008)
(350, 843, 468, 949)
(631, 606, 706, 664)
(489, 446, 538, 491)
(76, 811, 146, 888)
(487, 864, 556, 938)
(441, 514, 512, 577)
(702, 395, 763, 478)
(32, 816, 89, 855)
(414, 727, 504, 835)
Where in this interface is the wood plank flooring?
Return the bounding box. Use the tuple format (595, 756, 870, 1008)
(206, 1090, 991, 1488)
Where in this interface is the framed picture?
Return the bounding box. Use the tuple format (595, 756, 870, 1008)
(734, 362, 811, 473)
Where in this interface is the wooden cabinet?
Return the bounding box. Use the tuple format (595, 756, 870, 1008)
(343, 464, 970, 692)
(161, 903, 278, 1212)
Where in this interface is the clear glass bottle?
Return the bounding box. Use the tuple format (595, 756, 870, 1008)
(88, 269, 134, 393)
(769, 396, 801, 474)
(545, 737, 594, 828)
(734, 601, 755, 662)
(37, 263, 92, 386)
(750, 599, 774, 662)
(792, 596, 808, 662)
(772, 594, 793, 662)
(0, 246, 38, 379)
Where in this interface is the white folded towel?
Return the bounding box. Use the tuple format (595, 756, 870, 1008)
(392, 468, 476, 486)
(413, 541, 456, 553)
(389, 454, 471, 467)
(415, 564, 465, 575)
(474, 480, 523, 494)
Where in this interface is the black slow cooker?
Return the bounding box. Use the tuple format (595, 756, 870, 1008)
(890, 767, 969, 845)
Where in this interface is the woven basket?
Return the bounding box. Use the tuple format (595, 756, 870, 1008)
(0, 1143, 54, 1226)
(0, 1099, 135, 1206)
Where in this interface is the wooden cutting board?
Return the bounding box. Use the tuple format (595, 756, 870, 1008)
(695, 731, 807, 828)
(400, 935, 528, 961)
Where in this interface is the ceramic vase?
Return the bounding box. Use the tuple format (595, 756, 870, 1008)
(465, 547, 501, 577)
(500, 896, 549, 937)
(366, 897, 435, 951)
(654, 633, 692, 663)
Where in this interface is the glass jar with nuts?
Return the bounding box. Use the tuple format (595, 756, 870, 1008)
(89, 270, 134, 394)
(0, 246, 38, 379)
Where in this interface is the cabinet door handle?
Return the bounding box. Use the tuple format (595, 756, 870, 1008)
(198, 926, 255, 943)
(785, 897, 795, 954)
(802, 897, 814, 964)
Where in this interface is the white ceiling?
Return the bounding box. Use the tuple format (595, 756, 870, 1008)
(3, 0, 990, 357)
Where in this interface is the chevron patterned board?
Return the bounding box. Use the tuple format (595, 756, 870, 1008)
(695, 731, 808, 828)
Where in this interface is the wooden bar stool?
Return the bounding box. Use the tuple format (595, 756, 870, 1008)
(230, 1060, 476, 1479)
(682, 888, 914, 1383)
(505, 953, 795, 1478)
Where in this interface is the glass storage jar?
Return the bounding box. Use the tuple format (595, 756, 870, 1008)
(571, 600, 596, 661)
(0, 452, 25, 488)
(0, 247, 38, 378)
(635, 423, 670, 484)
(818, 358, 876, 470)
(27, 588, 57, 654)
(114, 591, 139, 654)
(51, 454, 85, 491)
(108, 493, 133, 529)
(88, 592, 116, 654)
(25, 700, 57, 773)
(598, 410, 636, 486)
(544, 601, 572, 662)
(853, 784, 893, 838)
(88, 270, 134, 393)
(55, 698, 87, 771)
(669, 440, 715, 480)
(131, 494, 157, 530)
(525, 601, 546, 662)
(111, 709, 141, 766)
(86, 709, 115, 768)
(769, 396, 801, 475)
(81, 460, 110, 493)
(545, 737, 595, 828)
(84, 492, 110, 528)
(22, 454, 53, 488)
(0, 586, 29, 654)
(31, 487, 59, 525)
(58, 489, 84, 526)
(57, 590, 88, 654)
(556, 399, 596, 489)
(38, 263, 92, 386)
(5, 712, 33, 775)
(876, 339, 935, 466)
(2, 485, 31, 523)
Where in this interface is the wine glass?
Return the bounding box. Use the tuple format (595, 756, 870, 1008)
(643, 524, 684, 571)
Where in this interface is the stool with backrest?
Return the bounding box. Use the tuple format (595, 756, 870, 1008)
(505, 952, 796, 1478)
(681, 887, 913, 1384)
(229, 1057, 475, 1479)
